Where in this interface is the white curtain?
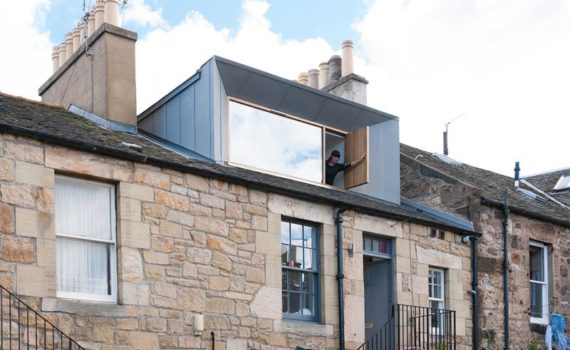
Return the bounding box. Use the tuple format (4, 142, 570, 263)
(55, 177, 114, 296)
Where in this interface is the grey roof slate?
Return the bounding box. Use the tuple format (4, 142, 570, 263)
(0, 92, 470, 233)
(526, 169, 570, 206)
(400, 144, 570, 228)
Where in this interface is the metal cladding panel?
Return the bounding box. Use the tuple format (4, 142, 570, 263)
(236, 73, 290, 109)
(179, 86, 196, 150)
(316, 99, 362, 131)
(153, 106, 167, 138)
(139, 115, 153, 134)
(278, 86, 324, 122)
(166, 95, 181, 144)
(216, 61, 249, 96)
(195, 61, 212, 157)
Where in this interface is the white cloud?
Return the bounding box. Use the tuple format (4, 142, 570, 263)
(0, 0, 53, 99)
(122, 0, 166, 28)
(136, 0, 334, 112)
(353, 0, 570, 175)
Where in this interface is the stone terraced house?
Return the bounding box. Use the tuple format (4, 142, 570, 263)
(400, 144, 570, 349)
(0, 7, 480, 350)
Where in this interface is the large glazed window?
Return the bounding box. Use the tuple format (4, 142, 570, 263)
(229, 101, 323, 183)
(55, 176, 117, 302)
(428, 268, 445, 334)
(281, 219, 319, 322)
(529, 241, 549, 324)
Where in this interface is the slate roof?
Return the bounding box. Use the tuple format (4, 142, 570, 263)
(400, 144, 570, 228)
(0, 92, 470, 233)
(526, 169, 570, 206)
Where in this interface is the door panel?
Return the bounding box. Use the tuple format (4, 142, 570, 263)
(364, 258, 392, 341)
(344, 126, 369, 189)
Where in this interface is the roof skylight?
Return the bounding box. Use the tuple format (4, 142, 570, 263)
(553, 174, 570, 191)
(433, 153, 463, 167)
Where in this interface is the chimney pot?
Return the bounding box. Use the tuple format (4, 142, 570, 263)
(57, 44, 67, 68)
(72, 27, 81, 52)
(341, 40, 354, 76)
(51, 47, 59, 73)
(318, 62, 329, 88)
(307, 69, 319, 88)
(65, 33, 74, 60)
(298, 72, 309, 85)
(79, 21, 87, 45)
(94, 0, 105, 29)
(104, 0, 121, 26)
(328, 55, 342, 82)
(87, 10, 96, 37)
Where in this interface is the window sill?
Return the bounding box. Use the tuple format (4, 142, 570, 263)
(274, 319, 334, 336)
(42, 298, 132, 318)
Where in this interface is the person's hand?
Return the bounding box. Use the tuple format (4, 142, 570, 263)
(361, 153, 366, 161)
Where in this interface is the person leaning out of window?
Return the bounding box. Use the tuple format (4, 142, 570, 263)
(325, 149, 366, 185)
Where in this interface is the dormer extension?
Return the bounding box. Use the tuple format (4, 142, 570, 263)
(138, 56, 401, 204)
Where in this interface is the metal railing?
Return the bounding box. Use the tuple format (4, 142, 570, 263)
(1, 285, 84, 350)
(358, 304, 457, 350)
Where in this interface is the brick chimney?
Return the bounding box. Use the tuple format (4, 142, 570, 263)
(39, 1, 137, 126)
(322, 40, 368, 105)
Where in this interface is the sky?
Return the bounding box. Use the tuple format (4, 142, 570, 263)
(0, 0, 569, 177)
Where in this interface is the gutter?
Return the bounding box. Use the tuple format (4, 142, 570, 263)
(0, 125, 470, 234)
(481, 197, 570, 229)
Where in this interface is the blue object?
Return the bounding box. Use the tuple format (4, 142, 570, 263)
(550, 313, 567, 349)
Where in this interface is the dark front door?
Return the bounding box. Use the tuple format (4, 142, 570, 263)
(364, 257, 392, 341)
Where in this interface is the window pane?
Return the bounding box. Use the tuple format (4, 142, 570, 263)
(364, 238, 371, 252)
(289, 246, 302, 268)
(303, 226, 314, 248)
(230, 101, 323, 182)
(282, 291, 288, 313)
(56, 237, 110, 295)
(529, 245, 544, 282)
(289, 292, 301, 314)
(302, 294, 315, 316)
(281, 221, 289, 244)
(530, 282, 543, 318)
(291, 223, 303, 246)
(281, 244, 289, 266)
(304, 248, 315, 270)
(55, 177, 113, 240)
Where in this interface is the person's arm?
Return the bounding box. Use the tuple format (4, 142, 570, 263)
(350, 153, 366, 167)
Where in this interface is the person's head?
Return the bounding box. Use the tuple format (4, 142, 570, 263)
(328, 150, 341, 165)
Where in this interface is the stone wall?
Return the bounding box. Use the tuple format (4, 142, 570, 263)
(0, 132, 471, 349)
(401, 157, 570, 349)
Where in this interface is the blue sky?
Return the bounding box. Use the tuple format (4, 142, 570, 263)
(1, 0, 569, 176)
(42, 0, 369, 47)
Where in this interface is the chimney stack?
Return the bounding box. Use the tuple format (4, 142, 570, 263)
(319, 62, 329, 88)
(341, 40, 354, 76)
(40, 4, 137, 127)
(94, 0, 105, 29)
(104, 0, 121, 26)
(298, 72, 309, 85)
(322, 40, 368, 105)
(307, 69, 319, 89)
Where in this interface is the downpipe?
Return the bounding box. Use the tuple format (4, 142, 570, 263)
(502, 190, 510, 350)
(335, 208, 346, 350)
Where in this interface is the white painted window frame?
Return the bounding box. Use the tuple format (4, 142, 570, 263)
(428, 268, 445, 335)
(55, 176, 117, 303)
(529, 241, 549, 325)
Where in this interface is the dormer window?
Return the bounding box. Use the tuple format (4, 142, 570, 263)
(229, 99, 368, 188)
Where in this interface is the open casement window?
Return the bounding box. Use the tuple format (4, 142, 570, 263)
(55, 176, 117, 302)
(344, 126, 369, 189)
(529, 241, 549, 324)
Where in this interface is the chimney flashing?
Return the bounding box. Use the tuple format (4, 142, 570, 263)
(39, 23, 137, 95)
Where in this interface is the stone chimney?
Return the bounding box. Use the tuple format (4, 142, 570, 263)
(39, 20, 138, 126)
(322, 40, 368, 105)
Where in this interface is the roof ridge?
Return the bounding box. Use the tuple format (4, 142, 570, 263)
(0, 91, 66, 111)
